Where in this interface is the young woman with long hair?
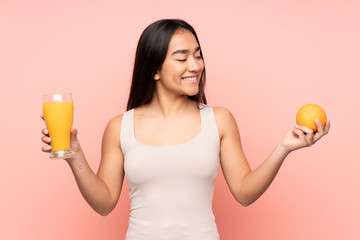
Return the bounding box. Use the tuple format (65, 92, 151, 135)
(41, 19, 330, 239)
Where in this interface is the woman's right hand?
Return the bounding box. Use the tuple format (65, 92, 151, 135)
(40, 114, 82, 160)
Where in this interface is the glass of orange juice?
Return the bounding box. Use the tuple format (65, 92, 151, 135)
(42, 93, 74, 159)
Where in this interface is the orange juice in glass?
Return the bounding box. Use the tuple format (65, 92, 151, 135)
(42, 93, 74, 159)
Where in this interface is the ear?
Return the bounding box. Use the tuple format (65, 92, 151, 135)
(154, 71, 160, 81)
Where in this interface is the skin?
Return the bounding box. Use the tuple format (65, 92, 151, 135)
(41, 29, 330, 215)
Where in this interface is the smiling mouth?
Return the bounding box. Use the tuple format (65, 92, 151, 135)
(181, 76, 198, 82)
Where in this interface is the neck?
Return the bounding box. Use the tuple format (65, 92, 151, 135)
(148, 91, 197, 118)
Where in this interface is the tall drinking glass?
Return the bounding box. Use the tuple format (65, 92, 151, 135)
(42, 93, 74, 159)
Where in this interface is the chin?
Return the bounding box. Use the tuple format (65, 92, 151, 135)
(186, 90, 199, 97)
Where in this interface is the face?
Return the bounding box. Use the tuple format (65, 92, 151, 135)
(154, 29, 204, 97)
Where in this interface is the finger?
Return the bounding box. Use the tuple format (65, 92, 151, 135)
(314, 120, 330, 142)
(41, 135, 51, 144)
(70, 126, 79, 148)
(295, 125, 314, 135)
(71, 126, 77, 136)
(305, 131, 315, 145)
(315, 119, 324, 135)
(70, 126, 78, 140)
(292, 128, 303, 138)
(312, 120, 324, 143)
(324, 120, 331, 133)
(41, 128, 49, 136)
(40, 113, 44, 120)
(42, 145, 51, 152)
(292, 128, 307, 146)
(295, 125, 314, 145)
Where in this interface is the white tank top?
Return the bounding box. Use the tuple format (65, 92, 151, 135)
(121, 104, 220, 240)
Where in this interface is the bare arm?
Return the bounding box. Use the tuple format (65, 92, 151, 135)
(214, 107, 330, 206)
(41, 115, 125, 216)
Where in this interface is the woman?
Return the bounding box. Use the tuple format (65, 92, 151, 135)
(41, 19, 330, 239)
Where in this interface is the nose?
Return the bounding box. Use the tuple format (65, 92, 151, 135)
(187, 56, 202, 72)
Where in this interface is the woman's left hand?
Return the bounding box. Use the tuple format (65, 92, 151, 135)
(281, 119, 331, 153)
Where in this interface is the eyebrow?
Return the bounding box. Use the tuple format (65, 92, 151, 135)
(171, 46, 201, 55)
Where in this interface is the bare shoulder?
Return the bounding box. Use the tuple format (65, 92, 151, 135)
(107, 114, 123, 129)
(103, 114, 124, 143)
(213, 106, 237, 126)
(213, 106, 234, 119)
(213, 106, 239, 139)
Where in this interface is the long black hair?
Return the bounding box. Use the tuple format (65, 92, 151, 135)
(126, 19, 207, 110)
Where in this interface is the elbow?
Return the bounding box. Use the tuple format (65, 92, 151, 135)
(238, 199, 253, 207)
(98, 210, 111, 216)
(93, 204, 115, 216)
(96, 208, 114, 216)
(235, 195, 257, 207)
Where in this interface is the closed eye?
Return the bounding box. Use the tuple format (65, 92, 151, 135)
(177, 56, 202, 62)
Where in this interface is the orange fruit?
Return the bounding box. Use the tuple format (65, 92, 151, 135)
(296, 104, 327, 132)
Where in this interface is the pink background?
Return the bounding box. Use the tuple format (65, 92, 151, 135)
(1, 0, 359, 239)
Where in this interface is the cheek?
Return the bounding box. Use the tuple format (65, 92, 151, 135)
(199, 60, 205, 71)
(161, 63, 185, 77)
(199, 66, 205, 77)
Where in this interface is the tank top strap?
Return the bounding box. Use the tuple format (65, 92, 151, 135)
(199, 104, 220, 144)
(120, 108, 135, 155)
